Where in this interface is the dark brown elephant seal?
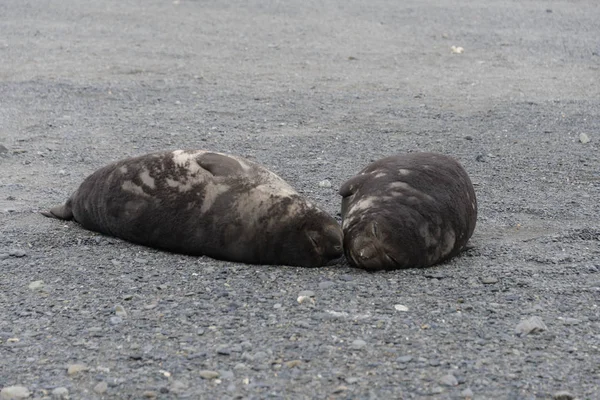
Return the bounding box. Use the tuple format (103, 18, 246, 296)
(42, 149, 343, 267)
(339, 152, 477, 270)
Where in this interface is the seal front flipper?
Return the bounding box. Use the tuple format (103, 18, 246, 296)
(339, 174, 369, 197)
(41, 202, 74, 220)
(197, 152, 244, 177)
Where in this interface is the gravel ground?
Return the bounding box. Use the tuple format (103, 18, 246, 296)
(1, 1, 599, 399)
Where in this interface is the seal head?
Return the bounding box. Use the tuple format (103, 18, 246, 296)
(339, 152, 477, 270)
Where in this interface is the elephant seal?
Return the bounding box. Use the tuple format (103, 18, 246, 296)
(42, 149, 343, 267)
(339, 152, 477, 270)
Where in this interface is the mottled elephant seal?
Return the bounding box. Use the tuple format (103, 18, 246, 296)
(339, 152, 477, 270)
(42, 149, 343, 267)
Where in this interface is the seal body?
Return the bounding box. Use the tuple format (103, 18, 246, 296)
(339, 152, 477, 270)
(43, 150, 343, 267)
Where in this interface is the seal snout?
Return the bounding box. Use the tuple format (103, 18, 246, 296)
(308, 223, 344, 263)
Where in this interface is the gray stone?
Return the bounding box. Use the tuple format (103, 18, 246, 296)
(114, 304, 127, 317)
(318, 281, 335, 290)
(562, 318, 581, 326)
(219, 370, 234, 379)
(515, 316, 547, 335)
(28, 280, 45, 291)
(199, 370, 220, 379)
(579, 133, 590, 144)
(318, 179, 332, 188)
(253, 351, 268, 360)
(553, 390, 575, 400)
(51, 387, 69, 399)
(439, 373, 458, 386)
(67, 363, 88, 375)
(298, 290, 315, 297)
(93, 381, 108, 394)
(461, 388, 474, 398)
(0, 386, 30, 400)
(169, 380, 188, 393)
(396, 355, 413, 363)
(8, 249, 27, 258)
(110, 316, 123, 325)
(481, 277, 499, 284)
(351, 339, 366, 350)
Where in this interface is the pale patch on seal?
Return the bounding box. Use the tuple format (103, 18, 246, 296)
(439, 229, 456, 259)
(398, 168, 411, 176)
(121, 181, 150, 197)
(419, 223, 439, 248)
(343, 196, 379, 229)
(200, 183, 231, 213)
(139, 168, 156, 189)
(347, 196, 378, 216)
(119, 166, 128, 174)
(171, 150, 205, 174)
(388, 181, 435, 202)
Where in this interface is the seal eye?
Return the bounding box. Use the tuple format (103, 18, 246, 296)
(307, 231, 319, 249)
(371, 221, 380, 238)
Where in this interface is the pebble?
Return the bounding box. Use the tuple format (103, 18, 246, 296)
(219, 370, 234, 380)
(515, 316, 547, 336)
(345, 377, 359, 384)
(169, 380, 188, 393)
(318, 179, 332, 188)
(351, 339, 366, 350)
(143, 391, 157, 398)
(553, 390, 575, 400)
(199, 370, 220, 379)
(51, 387, 69, 399)
(110, 316, 123, 325)
(233, 363, 247, 370)
(0, 386, 30, 399)
(297, 295, 314, 305)
(0, 144, 8, 155)
(0, 254, 9, 260)
(285, 360, 302, 368)
(67, 363, 88, 375)
(579, 133, 590, 144)
(394, 304, 409, 312)
(562, 318, 581, 326)
(481, 277, 499, 284)
(8, 249, 27, 258)
(439, 373, 458, 386)
(217, 346, 231, 355)
(114, 305, 127, 317)
(240, 341, 252, 351)
(134, 257, 148, 264)
(298, 290, 315, 297)
(318, 281, 335, 290)
(253, 351, 268, 360)
(28, 280, 45, 291)
(273, 303, 282, 309)
(295, 320, 310, 329)
(396, 355, 413, 363)
(94, 381, 108, 394)
(462, 388, 474, 398)
(332, 386, 347, 393)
